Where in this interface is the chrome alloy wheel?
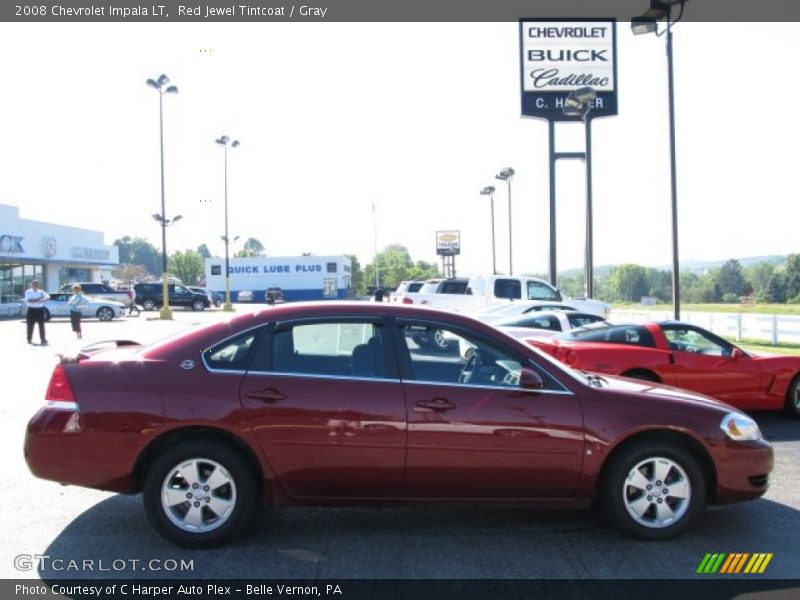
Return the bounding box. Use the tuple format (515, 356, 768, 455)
(161, 458, 237, 533)
(623, 457, 691, 528)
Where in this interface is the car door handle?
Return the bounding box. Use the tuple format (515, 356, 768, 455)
(245, 388, 287, 402)
(415, 397, 456, 411)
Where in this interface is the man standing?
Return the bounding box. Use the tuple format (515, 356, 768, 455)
(25, 279, 50, 345)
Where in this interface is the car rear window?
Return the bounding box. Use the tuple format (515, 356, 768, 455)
(557, 324, 655, 347)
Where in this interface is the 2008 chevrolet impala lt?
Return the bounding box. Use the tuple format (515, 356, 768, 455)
(25, 302, 773, 548)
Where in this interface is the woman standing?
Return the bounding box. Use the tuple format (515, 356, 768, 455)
(68, 284, 88, 340)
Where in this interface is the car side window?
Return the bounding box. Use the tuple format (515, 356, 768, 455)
(567, 314, 604, 329)
(398, 322, 562, 391)
(516, 315, 560, 330)
(526, 281, 559, 301)
(203, 329, 262, 371)
(272, 321, 386, 379)
(494, 279, 522, 300)
(563, 324, 655, 348)
(662, 327, 732, 357)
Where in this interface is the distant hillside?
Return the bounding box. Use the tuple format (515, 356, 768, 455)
(550, 255, 787, 277)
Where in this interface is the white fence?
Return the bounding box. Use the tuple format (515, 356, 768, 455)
(612, 309, 800, 346)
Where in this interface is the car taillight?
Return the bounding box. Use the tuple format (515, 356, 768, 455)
(127, 290, 133, 300)
(403, 297, 413, 304)
(45, 364, 77, 408)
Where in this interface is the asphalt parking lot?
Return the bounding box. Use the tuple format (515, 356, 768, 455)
(2, 306, 799, 581)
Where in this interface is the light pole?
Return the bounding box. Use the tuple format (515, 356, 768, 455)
(563, 86, 597, 298)
(632, 0, 687, 319)
(215, 135, 240, 311)
(146, 73, 179, 320)
(495, 167, 515, 275)
(480, 186, 497, 275)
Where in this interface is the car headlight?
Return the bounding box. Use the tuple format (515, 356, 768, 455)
(720, 412, 763, 442)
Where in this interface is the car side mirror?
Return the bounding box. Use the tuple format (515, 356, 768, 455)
(519, 367, 544, 390)
(731, 348, 743, 360)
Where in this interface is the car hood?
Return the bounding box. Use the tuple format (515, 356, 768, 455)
(593, 372, 736, 413)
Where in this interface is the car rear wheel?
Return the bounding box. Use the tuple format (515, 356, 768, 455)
(143, 440, 259, 549)
(142, 299, 157, 311)
(786, 376, 800, 420)
(42, 308, 51, 321)
(191, 299, 206, 312)
(602, 441, 705, 540)
(96, 306, 115, 321)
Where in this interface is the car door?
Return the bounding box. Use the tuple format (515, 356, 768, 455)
(395, 319, 584, 499)
(660, 324, 765, 403)
(172, 285, 192, 307)
(239, 317, 407, 498)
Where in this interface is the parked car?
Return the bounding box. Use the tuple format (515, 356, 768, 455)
(392, 280, 425, 303)
(237, 290, 254, 303)
(458, 311, 609, 359)
(188, 286, 222, 308)
(264, 287, 284, 305)
(60, 282, 133, 308)
(133, 283, 210, 311)
(26, 302, 772, 548)
(35, 293, 125, 321)
(472, 300, 581, 323)
(529, 321, 800, 417)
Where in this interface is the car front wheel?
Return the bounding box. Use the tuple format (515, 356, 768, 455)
(96, 306, 115, 321)
(191, 300, 206, 312)
(786, 375, 800, 420)
(142, 299, 157, 311)
(602, 441, 706, 540)
(143, 440, 259, 549)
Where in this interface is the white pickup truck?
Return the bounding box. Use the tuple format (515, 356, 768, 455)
(403, 275, 610, 318)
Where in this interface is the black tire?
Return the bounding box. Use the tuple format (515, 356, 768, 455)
(143, 440, 259, 549)
(96, 306, 114, 321)
(785, 375, 800, 420)
(191, 299, 206, 312)
(142, 299, 157, 311)
(601, 441, 706, 540)
(430, 329, 451, 353)
(214, 299, 222, 308)
(42, 308, 51, 321)
(621, 369, 660, 383)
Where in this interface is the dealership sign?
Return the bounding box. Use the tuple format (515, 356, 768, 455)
(436, 230, 460, 256)
(519, 18, 618, 120)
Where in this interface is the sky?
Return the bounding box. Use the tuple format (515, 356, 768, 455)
(0, 21, 798, 277)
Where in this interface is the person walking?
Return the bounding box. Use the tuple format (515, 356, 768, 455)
(25, 279, 50, 345)
(68, 284, 88, 340)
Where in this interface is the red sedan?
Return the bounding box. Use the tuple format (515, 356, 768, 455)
(527, 321, 800, 417)
(25, 303, 772, 547)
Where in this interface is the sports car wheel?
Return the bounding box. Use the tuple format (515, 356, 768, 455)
(142, 299, 157, 311)
(602, 441, 705, 540)
(96, 306, 115, 321)
(143, 441, 258, 548)
(786, 376, 800, 420)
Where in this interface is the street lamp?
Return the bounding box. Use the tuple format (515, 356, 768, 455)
(494, 167, 515, 275)
(146, 73, 179, 320)
(632, 0, 687, 319)
(215, 135, 240, 312)
(563, 86, 597, 298)
(480, 186, 497, 275)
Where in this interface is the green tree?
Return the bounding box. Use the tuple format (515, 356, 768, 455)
(345, 254, 365, 296)
(763, 274, 786, 303)
(744, 261, 775, 299)
(197, 244, 212, 259)
(168, 250, 205, 286)
(111, 264, 149, 285)
(235, 238, 265, 258)
(114, 236, 161, 275)
(645, 268, 672, 302)
(714, 259, 746, 297)
(784, 254, 800, 299)
(608, 264, 649, 302)
(363, 245, 439, 290)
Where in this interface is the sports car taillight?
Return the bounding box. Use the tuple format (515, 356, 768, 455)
(45, 364, 77, 409)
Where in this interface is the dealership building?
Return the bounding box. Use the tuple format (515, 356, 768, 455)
(0, 204, 119, 305)
(205, 255, 351, 302)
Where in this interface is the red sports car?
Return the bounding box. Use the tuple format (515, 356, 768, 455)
(527, 321, 800, 417)
(25, 303, 772, 548)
